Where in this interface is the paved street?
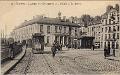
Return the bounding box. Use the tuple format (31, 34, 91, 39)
(8, 48, 120, 75)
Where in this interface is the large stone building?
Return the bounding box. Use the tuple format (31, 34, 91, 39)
(11, 14, 80, 48)
(11, 4, 120, 53)
(101, 4, 120, 54)
(79, 4, 120, 51)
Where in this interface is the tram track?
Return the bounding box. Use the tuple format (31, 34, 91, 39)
(24, 51, 33, 74)
(8, 49, 120, 74)
(41, 54, 56, 74)
(8, 49, 33, 74)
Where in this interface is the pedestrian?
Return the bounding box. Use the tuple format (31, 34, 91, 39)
(92, 45, 94, 50)
(104, 46, 107, 59)
(51, 41, 57, 57)
(112, 45, 115, 57)
(60, 44, 62, 51)
(107, 45, 110, 56)
(9, 42, 15, 59)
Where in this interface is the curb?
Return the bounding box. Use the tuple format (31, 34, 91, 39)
(1, 48, 26, 75)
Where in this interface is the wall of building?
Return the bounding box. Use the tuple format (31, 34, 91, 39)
(11, 22, 80, 48)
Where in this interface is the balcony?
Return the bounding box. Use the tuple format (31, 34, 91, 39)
(53, 32, 69, 36)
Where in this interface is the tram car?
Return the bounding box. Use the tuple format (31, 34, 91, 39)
(32, 33, 44, 54)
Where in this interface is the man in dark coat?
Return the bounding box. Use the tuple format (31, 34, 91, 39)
(104, 46, 108, 59)
(92, 45, 94, 50)
(107, 45, 110, 56)
(9, 42, 15, 59)
(51, 41, 57, 57)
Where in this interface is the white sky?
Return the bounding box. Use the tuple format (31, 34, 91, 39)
(0, 1, 119, 35)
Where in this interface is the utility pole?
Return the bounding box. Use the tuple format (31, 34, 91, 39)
(5, 24, 7, 43)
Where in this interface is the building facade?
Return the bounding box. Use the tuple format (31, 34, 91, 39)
(80, 4, 120, 51)
(11, 16, 80, 48)
(101, 5, 120, 50)
(11, 4, 120, 53)
(86, 24, 102, 48)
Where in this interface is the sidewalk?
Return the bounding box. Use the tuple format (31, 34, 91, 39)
(1, 47, 26, 75)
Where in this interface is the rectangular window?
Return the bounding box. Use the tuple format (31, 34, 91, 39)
(118, 17, 119, 22)
(47, 36, 50, 43)
(59, 26, 62, 33)
(102, 28, 103, 32)
(117, 26, 119, 31)
(117, 33, 119, 39)
(40, 25, 43, 32)
(92, 27, 94, 31)
(105, 34, 107, 40)
(101, 34, 103, 40)
(112, 41, 115, 49)
(109, 19, 111, 24)
(104, 42, 106, 48)
(64, 27, 66, 33)
(47, 26, 50, 33)
(105, 20, 107, 25)
(108, 27, 111, 32)
(113, 33, 116, 39)
(105, 27, 107, 32)
(108, 34, 110, 39)
(55, 26, 58, 33)
(113, 26, 116, 31)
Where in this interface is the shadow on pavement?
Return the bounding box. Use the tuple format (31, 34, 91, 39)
(43, 51, 52, 54)
(107, 58, 120, 62)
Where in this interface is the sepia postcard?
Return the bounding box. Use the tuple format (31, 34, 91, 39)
(0, 0, 120, 75)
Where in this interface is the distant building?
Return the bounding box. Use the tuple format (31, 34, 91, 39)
(86, 24, 102, 48)
(0, 25, 7, 44)
(0, 29, 5, 39)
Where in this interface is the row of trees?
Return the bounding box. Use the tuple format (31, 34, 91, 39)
(80, 15, 101, 27)
(68, 15, 102, 27)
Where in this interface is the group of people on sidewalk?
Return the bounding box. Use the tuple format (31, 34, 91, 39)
(9, 41, 24, 59)
(91, 44, 116, 59)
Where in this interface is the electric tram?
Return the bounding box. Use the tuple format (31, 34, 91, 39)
(32, 33, 44, 54)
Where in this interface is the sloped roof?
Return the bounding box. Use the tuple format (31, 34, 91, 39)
(15, 17, 79, 29)
(101, 8, 117, 19)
